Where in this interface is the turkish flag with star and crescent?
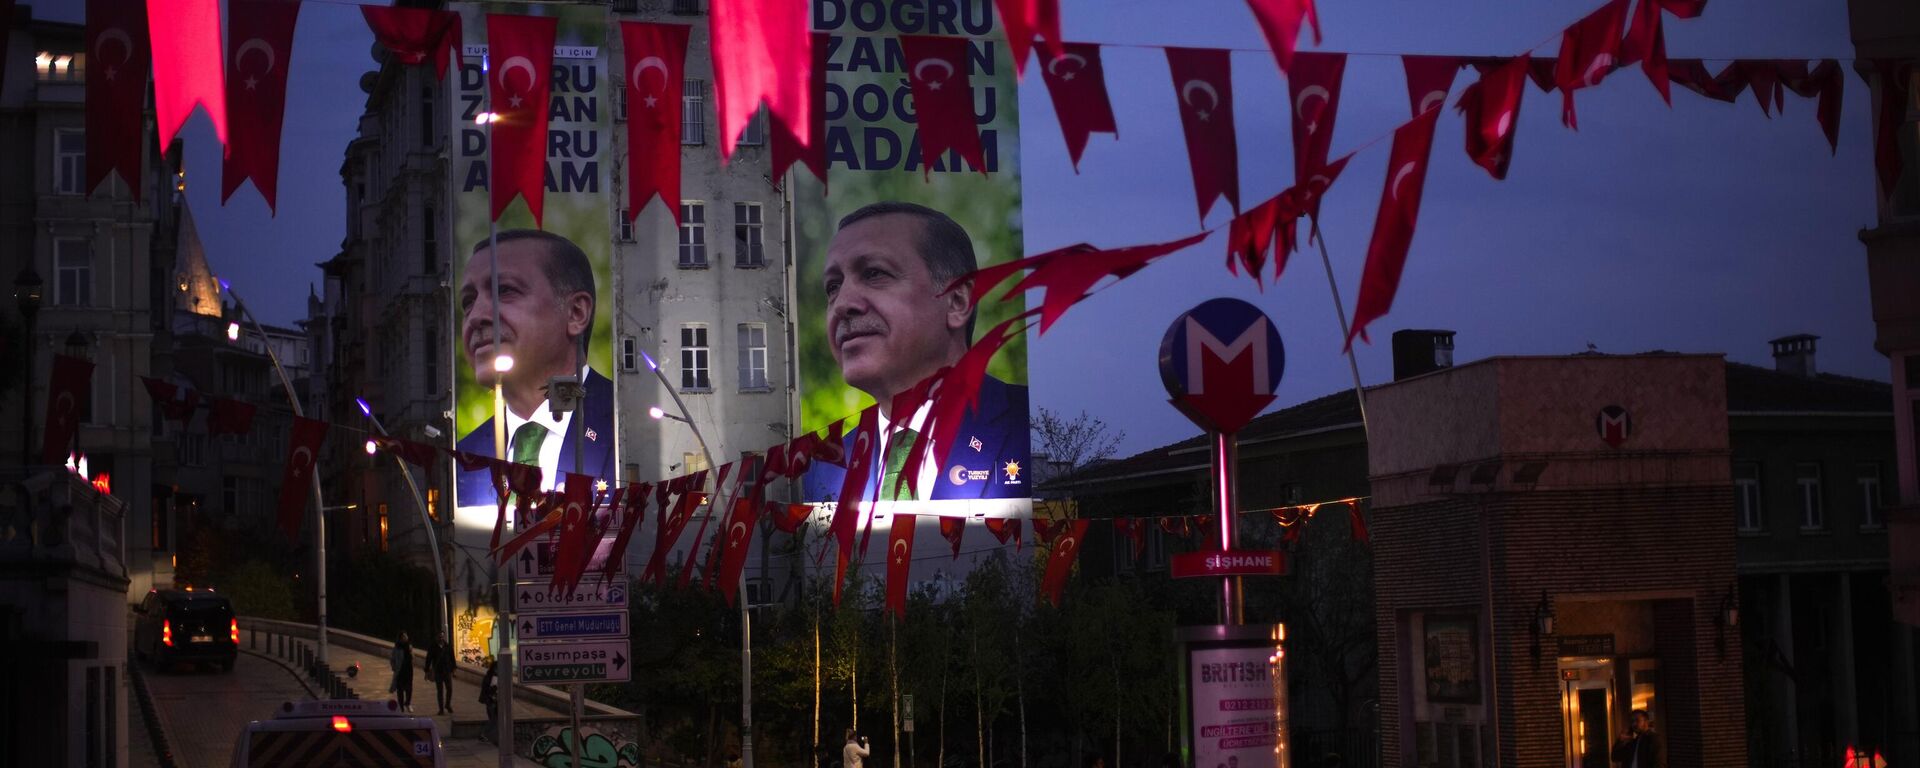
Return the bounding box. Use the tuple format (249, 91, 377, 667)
(1346, 107, 1442, 350)
(361, 5, 463, 81)
(1167, 47, 1239, 225)
(1244, 0, 1321, 74)
(1039, 43, 1117, 171)
(600, 482, 651, 583)
(85, 0, 149, 201)
(621, 21, 690, 224)
(549, 473, 602, 595)
(1456, 55, 1530, 180)
(276, 416, 329, 540)
(221, 0, 301, 213)
(829, 406, 880, 606)
(1040, 519, 1091, 606)
(677, 464, 734, 589)
(718, 495, 763, 607)
(42, 355, 93, 466)
(885, 513, 918, 618)
(985, 517, 1022, 550)
(644, 470, 705, 583)
(1402, 55, 1460, 117)
(901, 35, 987, 177)
(1288, 52, 1346, 189)
(485, 13, 557, 225)
(1553, 0, 1628, 129)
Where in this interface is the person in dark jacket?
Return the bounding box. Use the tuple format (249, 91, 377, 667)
(424, 632, 456, 715)
(389, 631, 415, 712)
(480, 657, 499, 742)
(1610, 709, 1665, 768)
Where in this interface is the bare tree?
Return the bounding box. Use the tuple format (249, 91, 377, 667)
(1031, 408, 1125, 471)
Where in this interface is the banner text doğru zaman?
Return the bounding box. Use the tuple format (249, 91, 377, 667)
(457, 62, 601, 194)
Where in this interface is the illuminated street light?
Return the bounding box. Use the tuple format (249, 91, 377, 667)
(493, 353, 515, 373)
(226, 322, 241, 341)
(648, 405, 689, 424)
(639, 350, 660, 371)
(356, 398, 372, 417)
(364, 439, 379, 456)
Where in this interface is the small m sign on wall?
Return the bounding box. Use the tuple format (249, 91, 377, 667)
(1595, 405, 1631, 448)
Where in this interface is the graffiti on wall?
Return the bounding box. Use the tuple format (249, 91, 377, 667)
(530, 726, 643, 768)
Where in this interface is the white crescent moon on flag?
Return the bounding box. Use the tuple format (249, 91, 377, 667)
(1309, 173, 1335, 193)
(632, 55, 669, 91)
(1390, 161, 1419, 202)
(498, 55, 537, 94)
(1493, 109, 1514, 138)
(1295, 85, 1329, 126)
(913, 58, 954, 84)
(892, 538, 909, 562)
(853, 431, 871, 460)
(291, 446, 314, 472)
(1057, 535, 1076, 555)
(1583, 54, 1614, 87)
(730, 521, 749, 543)
(1046, 52, 1087, 79)
(96, 28, 132, 64)
(1418, 89, 1447, 115)
(236, 38, 276, 74)
(1180, 79, 1219, 113)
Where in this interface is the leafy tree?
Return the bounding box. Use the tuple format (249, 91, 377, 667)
(1031, 409, 1125, 471)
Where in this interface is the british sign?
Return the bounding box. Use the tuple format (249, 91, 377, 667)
(514, 536, 626, 580)
(513, 578, 628, 614)
(1170, 550, 1288, 579)
(517, 640, 631, 684)
(516, 610, 630, 641)
(1159, 299, 1285, 435)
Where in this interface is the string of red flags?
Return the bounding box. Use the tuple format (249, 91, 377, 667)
(361, 5, 462, 81)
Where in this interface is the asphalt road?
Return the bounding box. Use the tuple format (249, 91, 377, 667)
(140, 651, 312, 768)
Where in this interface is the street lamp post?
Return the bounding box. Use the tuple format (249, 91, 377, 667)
(15, 267, 43, 466)
(225, 283, 333, 669)
(357, 398, 453, 647)
(639, 352, 752, 768)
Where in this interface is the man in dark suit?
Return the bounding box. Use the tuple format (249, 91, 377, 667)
(455, 230, 615, 507)
(803, 202, 1030, 502)
(1610, 709, 1664, 768)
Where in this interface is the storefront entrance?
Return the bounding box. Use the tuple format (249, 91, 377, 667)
(1561, 659, 1616, 768)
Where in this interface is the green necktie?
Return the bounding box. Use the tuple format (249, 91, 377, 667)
(508, 422, 548, 506)
(881, 428, 920, 502)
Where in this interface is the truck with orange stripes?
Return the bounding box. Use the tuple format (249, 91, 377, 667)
(227, 699, 444, 768)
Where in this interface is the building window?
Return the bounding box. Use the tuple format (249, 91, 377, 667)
(738, 323, 768, 390)
(56, 238, 91, 306)
(683, 451, 709, 473)
(223, 476, 239, 518)
(378, 503, 390, 551)
(679, 202, 707, 267)
(624, 463, 641, 483)
(180, 434, 206, 466)
(35, 50, 83, 82)
(423, 207, 438, 273)
(672, 0, 701, 14)
(682, 79, 705, 145)
(1797, 462, 1824, 530)
(613, 82, 627, 121)
(427, 487, 440, 523)
(1859, 463, 1884, 530)
(734, 202, 765, 267)
(617, 210, 635, 242)
(680, 324, 710, 391)
(55, 129, 86, 195)
(1734, 462, 1763, 532)
(738, 108, 767, 147)
(621, 336, 640, 373)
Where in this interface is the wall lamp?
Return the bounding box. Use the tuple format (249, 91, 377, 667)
(1716, 583, 1739, 659)
(1529, 590, 1555, 669)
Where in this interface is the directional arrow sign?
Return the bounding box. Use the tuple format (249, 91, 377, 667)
(514, 578, 629, 614)
(516, 610, 630, 641)
(514, 536, 627, 580)
(517, 640, 631, 684)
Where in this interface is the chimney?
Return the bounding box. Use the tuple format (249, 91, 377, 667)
(1769, 334, 1819, 377)
(1392, 329, 1456, 381)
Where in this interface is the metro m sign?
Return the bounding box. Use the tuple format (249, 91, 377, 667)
(1160, 299, 1286, 435)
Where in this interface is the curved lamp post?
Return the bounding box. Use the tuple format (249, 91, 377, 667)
(357, 397, 453, 646)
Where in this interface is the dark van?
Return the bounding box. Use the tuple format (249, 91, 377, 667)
(134, 588, 238, 672)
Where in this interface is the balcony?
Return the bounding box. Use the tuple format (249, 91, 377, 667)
(0, 469, 127, 581)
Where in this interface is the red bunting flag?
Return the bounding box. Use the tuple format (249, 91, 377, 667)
(1733, 60, 1784, 116)
(487, 459, 542, 552)
(1039, 43, 1117, 171)
(784, 434, 820, 478)
(830, 406, 881, 606)
(1167, 47, 1240, 224)
(770, 502, 813, 534)
(86, 0, 149, 201)
(993, 0, 1062, 76)
(548, 473, 601, 595)
(1039, 519, 1090, 606)
(1157, 516, 1192, 539)
(971, 234, 1209, 333)
(901, 35, 987, 177)
(276, 416, 328, 540)
(1870, 60, 1910, 203)
(1031, 518, 1060, 545)
(361, 5, 462, 81)
(1114, 518, 1146, 561)
(1455, 55, 1530, 180)
(985, 517, 1022, 550)
(679, 464, 735, 589)
(486, 13, 557, 225)
(371, 436, 439, 469)
(621, 22, 690, 224)
(1289, 52, 1346, 188)
(1282, 518, 1306, 547)
(139, 377, 200, 425)
(1226, 198, 1283, 288)
(42, 355, 93, 465)
(600, 482, 650, 582)
(1346, 107, 1442, 350)
(939, 516, 966, 559)
(718, 495, 762, 606)
(1618, 0, 1707, 104)
(910, 314, 1035, 503)
(1667, 59, 1737, 102)
(1553, 0, 1628, 129)
(1288, 151, 1351, 243)
(1781, 59, 1843, 154)
(644, 469, 707, 583)
(1347, 501, 1370, 544)
(1245, 0, 1321, 74)
(147, 0, 228, 151)
(221, 0, 300, 212)
(206, 397, 257, 436)
(493, 502, 561, 564)
(885, 513, 917, 618)
(1403, 56, 1460, 117)
(709, 0, 811, 162)
(771, 32, 830, 187)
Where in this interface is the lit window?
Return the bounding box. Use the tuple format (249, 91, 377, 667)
(679, 324, 710, 391)
(734, 203, 764, 268)
(737, 323, 768, 390)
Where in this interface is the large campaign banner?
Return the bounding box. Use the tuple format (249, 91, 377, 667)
(448, 2, 617, 513)
(795, 0, 1030, 519)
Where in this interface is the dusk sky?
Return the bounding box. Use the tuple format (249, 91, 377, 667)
(36, 0, 1880, 457)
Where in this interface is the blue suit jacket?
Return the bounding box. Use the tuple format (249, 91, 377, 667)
(801, 375, 1031, 502)
(455, 368, 617, 508)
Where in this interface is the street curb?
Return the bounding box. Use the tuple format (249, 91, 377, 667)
(126, 662, 180, 768)
(241, 644, 324, 700)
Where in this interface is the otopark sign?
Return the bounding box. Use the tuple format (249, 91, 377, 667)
(1159, 298, 1285, 435)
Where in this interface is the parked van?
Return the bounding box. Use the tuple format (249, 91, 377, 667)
(228, 699, 443, 768)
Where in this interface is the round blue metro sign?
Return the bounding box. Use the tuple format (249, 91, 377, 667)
(1158, 298, 1285, 435)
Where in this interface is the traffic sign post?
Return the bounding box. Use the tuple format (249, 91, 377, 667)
(513, 578, 629, 614)
(514, 537, 627, 580)
(517, 611, 631, 641)
(517, 640, 632, 684)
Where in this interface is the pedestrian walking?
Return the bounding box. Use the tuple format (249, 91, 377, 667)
(389, 631, 415, 712)
(480, 656, 499, 742)
(842, 728, 870, 768)
(425, 632, 456, 715)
